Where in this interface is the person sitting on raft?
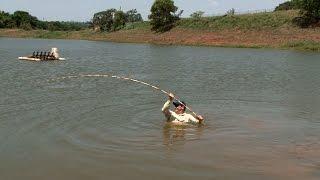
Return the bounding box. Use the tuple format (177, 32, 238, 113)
(50, 47, 59, 59)
(162, 93, 204, 124)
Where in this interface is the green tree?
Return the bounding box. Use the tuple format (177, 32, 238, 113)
(292, 0, 320, 27)
(113, 10, 127, 31)
(41, 21, 86, 31)
(92, 9, 116, 31)
(12, 11, 39, 29)
(274, 1, 300, 11)
(1, 10, 88, 31)
(35, 20, 47, 29)
(0, 11, 15, 28)
(148, 0, 181, 32)
(299, 0, 320, 19)
(126, 9, 143, 22)
(92, 8, 143, 32)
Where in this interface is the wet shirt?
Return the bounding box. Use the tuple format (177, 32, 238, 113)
(162, 100, 199, 124)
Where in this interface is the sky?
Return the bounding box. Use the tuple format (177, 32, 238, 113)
(0, 0, 288, 22)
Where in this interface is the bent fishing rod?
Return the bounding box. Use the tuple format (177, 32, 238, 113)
(52, 74, 199, 117)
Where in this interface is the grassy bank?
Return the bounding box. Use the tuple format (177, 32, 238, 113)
(1, 10, 319, 51)
(179, 10, 297, 31)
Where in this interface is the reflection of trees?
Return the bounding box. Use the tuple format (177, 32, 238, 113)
(162, 123, 205, 148)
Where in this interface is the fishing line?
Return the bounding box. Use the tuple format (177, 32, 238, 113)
(49, 74, 199, 117)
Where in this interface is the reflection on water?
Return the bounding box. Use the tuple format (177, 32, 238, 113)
(0, 38, 320, 180)
(162, 123, 205, 148)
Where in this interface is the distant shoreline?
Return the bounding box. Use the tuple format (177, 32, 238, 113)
(1, 10, 320, 52)
(1, 27, 320, 52)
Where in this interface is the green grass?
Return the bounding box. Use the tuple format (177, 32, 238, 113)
(32, 30, 68, 39)
(178, 10, 299, 31)
(123, 21, 150, 30)
(282, 40, 320, 51)
(122, 11, 298, 31)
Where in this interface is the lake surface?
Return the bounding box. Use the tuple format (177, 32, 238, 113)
(0, 37, 319, 180)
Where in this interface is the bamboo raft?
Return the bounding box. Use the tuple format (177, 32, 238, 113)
(18, 47, 65, 61)
(18, 57, 65, 61)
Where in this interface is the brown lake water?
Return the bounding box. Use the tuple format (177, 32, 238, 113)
(0, 37, 320, 180)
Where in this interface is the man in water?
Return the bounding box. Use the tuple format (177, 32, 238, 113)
(162, 93, 204, 124)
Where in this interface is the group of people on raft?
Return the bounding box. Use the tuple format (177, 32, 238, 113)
(29, 47, 60, 60)
(30, 51, 56, 60)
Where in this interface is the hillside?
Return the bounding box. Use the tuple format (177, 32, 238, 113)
(1, 10, 320, 51)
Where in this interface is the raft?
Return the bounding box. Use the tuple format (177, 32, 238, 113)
(18, 47, 64, 61)
(18, 57, 65, 61)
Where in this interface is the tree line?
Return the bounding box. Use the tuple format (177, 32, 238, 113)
(0, 0, 182, 32)
(0, 10, 89, 31)
(92, 0, 182, 32)
(1, 0, 319, 32)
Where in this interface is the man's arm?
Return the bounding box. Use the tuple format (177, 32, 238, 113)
(161, 93, 174, 120)
(188, 114, 204, 124)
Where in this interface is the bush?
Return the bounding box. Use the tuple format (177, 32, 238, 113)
(292, 16, 317, 28)
(275, 1, 299, 11)
(20, 22, 32, 30)
(293, 0, 320, 27)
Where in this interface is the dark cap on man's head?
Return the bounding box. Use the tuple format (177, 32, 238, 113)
(173, 100, 186, 107)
